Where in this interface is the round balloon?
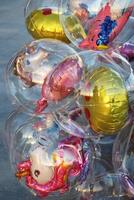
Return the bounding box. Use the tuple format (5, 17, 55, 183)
(6, 39, 80, 114)
(78, 50, 134, 136)
(35, 54, 83, 114)
(9, 115, 93, 197)
(112, 121, 134, 198)
(25, 0, 69, 43)
(60, 0, 134, 50)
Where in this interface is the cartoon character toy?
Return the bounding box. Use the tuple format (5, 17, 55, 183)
(35, 57, 83, 113)
(14, 45, 51, 87)
(16, 136, 89, 197)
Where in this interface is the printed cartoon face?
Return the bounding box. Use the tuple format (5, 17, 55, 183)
(30, 147, 54, 184)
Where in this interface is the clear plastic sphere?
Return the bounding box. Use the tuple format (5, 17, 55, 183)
(25, 0, 69, 43)
(54, 102, 90, 139)
(77, 50, 134, 136)
(77, 173, 124, 199)
(60, 0, 134, 50)
(5, 107, 31, 150)
(76, 158, 124, 199)
(54, 98, 119, 143)
(6, 39, 81, 115)
(9, 114, 94, 198)
(112, 120, 134, 198)
(112, 16, 134, 47)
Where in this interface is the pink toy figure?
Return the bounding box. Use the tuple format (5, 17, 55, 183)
(16, 136, 87, 197)
(35, 57, 83, 114)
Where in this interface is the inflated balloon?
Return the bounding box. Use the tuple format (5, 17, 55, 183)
(77, 173, 123, 199)
(35, 56, 83, 114)
(112, 16, 134, 45)
(112, 122, 134, 198)
(6, 39, 78, 114)
(54, 105, 90, 139)
(83, 66, 128, 134)
(119, 42, 134, 61)
(16, 136, 89, 197)
(5, 108, 31, 150)
(25, 0, 69, 43)
(60, 0, 133, 50)
(78, 50, 134, 136)
(9, 116, 92, 198)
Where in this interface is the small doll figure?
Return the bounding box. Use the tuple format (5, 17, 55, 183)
(16, 136, 89, 197)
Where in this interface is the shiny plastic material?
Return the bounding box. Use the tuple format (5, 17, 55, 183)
(60, 0, 134, 50)
(25, 0, 69, 42)
(6, 39, 79, 114)
(9, 115, 93, 197)
(78, 50, 134, 136)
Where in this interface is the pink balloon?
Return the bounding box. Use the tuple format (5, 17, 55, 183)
(35, 57, 83, 114)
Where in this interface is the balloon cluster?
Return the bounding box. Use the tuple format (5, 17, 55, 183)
(5, 0, 134, 199)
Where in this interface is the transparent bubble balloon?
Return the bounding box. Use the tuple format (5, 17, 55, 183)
(54, 97, 119, 144)
(60, 0, 134, 50)
(9, 114, 94, 198)
(54, 102, 91, 139)
(77, 50, 134, 137)
(112, 121, 134, 198)
(112, 16, 134, 47)
(5, 107, 31, 150)
(25, 0, 69, 43)
(6, 39, 81, 115)
(77, 173, 125, 200)
(75, 157, 125, 200)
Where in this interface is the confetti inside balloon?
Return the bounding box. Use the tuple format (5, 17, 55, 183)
(60, 0, 133, 50)
(25, 0, 69, 43)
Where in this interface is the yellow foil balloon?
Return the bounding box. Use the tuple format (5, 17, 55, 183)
(26, 8, 69, 43)
(83, 67, 128, 135)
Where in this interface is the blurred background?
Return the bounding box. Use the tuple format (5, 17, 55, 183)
(0, 0, 134, 200)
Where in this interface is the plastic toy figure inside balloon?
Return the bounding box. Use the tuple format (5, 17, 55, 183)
(16, 136, 89, 197)
(7, 39, 79, 114)
(35, 56, 83, 114)
(14, 44, 50, 87)
(61, 0, 133, 50)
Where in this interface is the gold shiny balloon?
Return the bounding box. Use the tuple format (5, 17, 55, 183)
(26, 8, 69, 43)
(82, 67, 128, 135)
